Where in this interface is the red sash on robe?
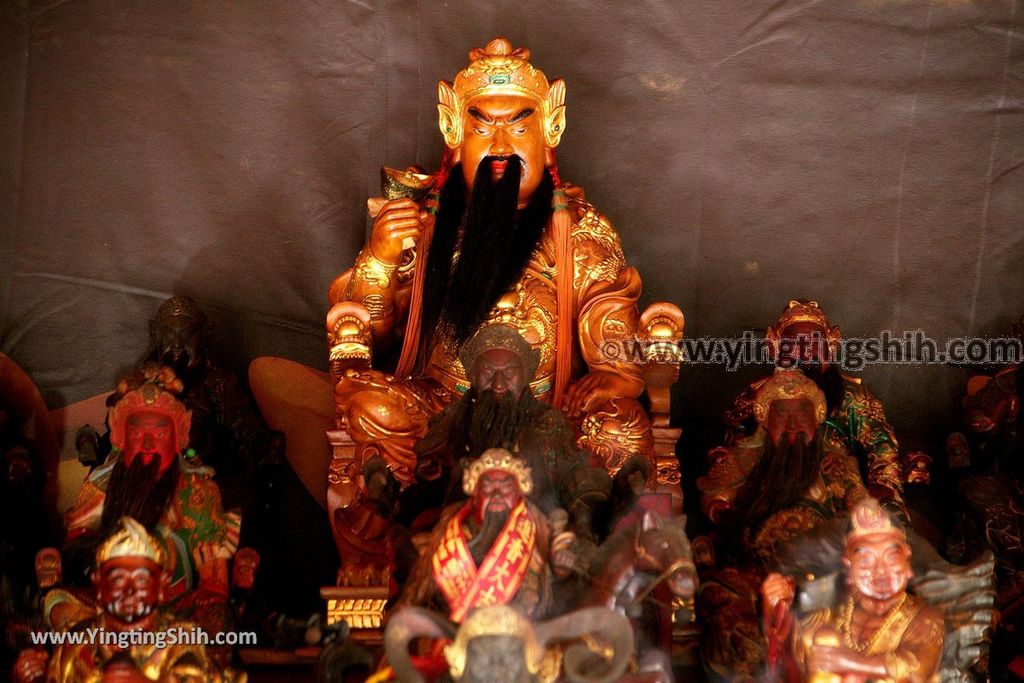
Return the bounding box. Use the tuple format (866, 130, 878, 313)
(431, 500, 536, 623)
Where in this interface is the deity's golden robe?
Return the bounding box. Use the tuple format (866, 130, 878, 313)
(46, 614, 244, 683)
(794, 595, 944, 683)
(332, 195, 653, 481)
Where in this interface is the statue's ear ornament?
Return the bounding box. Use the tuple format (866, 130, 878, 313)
(544, 80, 567, 147)
(438, 81, 462, 148)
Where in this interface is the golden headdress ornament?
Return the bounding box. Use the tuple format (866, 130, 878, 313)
(847, 498, 906, 544)
(752, 369, 828, 425)
(462, 448, 533, 497)
(97, 516, 165, 566)
(107, 365, 191, 453)
(444, 606, 544, 679)
(438, 37, 567, 149)
(765, 299, 841, 357)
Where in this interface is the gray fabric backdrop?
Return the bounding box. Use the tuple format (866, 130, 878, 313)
(2, 0, 1023, 471)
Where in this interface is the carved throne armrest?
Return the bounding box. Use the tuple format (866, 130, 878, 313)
(638, 303, 685, 513)
(326, 301, 373, 383)
(325, 302, 373, 533)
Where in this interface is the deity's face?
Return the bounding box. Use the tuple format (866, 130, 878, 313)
(778, 321, 830, 370)
(93, 557, 165, 623)
(843, 533, 912, 601)
(153, 314, 202, 372)
(471, 348, 527, 399)
(458, 93, 549, 206)
(461, 635, 532, 683)
(122, 410, 177, 475)
(472, 469, 522, 523)
(765, 397, 818, 447)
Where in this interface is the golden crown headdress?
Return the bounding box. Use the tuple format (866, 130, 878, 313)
(765, 299, 841, 356)
(462, 448, 533, 497)
(444, 606, 544, 679)
(752, 369, 828, 425)
(107, 366, 191, 453)
(438, 37, 567, 149)
(97, 516, 165, 566)
(847, 498, 906, 543)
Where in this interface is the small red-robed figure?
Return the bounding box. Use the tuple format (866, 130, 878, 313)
(400, 448, 575, 623)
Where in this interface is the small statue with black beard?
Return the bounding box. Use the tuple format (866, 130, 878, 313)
(77, 295, 285, 516)
(723, 299, 907, 520)
(696, 369, 871, 679)
(61, 368, 240, 643)
(401, 324, 611, 542)
(333, 325, 610, 585)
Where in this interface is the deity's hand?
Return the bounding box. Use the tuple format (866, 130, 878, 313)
(13, 649, 48, 683)
(552, 548, 576, 578)
(194, 542, 230, 594)
(564, 371, 642, 416)
(760, 573, 795, 613)
(193, 540, 222, 566)
(807, 646, 877, 678)
(413, 454, 442, 482)
(551, 531, 577, 578)
(560, 182, 585, 203)
(369, 198, 425, 266)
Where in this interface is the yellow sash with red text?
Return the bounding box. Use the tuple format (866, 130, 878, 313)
(432, 500, 536, 623)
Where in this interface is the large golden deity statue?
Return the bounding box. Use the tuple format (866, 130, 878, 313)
(251, 37, 685, 573)
(327, 36, 681, 478)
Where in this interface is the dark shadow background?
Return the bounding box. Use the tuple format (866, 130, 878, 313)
(2, 0, 1023, 526)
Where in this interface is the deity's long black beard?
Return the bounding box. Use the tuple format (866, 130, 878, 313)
(101, 455, 181, 534)
(740, 432, 822, 537)
(157, 347, 197, 377)
(467, 509, 511, 566)
(420, 158, 554, 359)
(447, 388, 534, 458)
